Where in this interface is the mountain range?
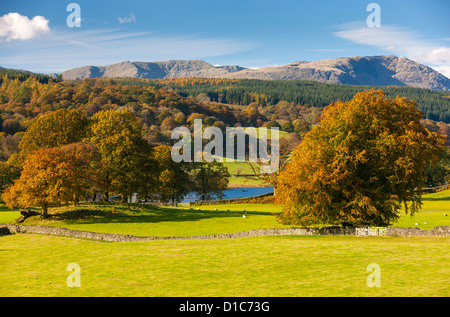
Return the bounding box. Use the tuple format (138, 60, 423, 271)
(60, 55, 450, 91)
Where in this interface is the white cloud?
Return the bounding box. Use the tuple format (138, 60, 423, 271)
(419, 47, 450, 65)
(0, 12, 50, 42)
(334, 22, 426, 55)
(333, 22, 450, 79)
(118, 13, 136, 24)
(432, 65, 450, 79)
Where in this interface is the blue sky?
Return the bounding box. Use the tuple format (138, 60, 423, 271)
(0, 0, 449, 77)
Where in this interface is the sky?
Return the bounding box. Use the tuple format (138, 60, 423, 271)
(0, 0, 449, 77)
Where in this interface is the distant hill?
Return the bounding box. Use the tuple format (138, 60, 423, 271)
(0, 66, 60, 83)
(60, 60, 245, 81)
(60, 56, 450, 91)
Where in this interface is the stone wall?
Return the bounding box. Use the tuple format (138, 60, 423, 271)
(0, 224, 448, 241)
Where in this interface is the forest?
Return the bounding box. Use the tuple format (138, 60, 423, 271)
(118, 77, 450, 123)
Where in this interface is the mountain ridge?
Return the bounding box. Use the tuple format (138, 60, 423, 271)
(59, 56, 450, 91)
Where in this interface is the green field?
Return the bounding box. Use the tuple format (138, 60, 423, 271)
(0, 202, 289, 237)
(0, 234, 448, 297)
(0, 190, 449, 297)
(227, 176, 266, 187)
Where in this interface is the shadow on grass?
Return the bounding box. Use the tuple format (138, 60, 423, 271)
(41, 202, 274, 225)
(0, 205, 16, 212)
(421, 196, 450, 202)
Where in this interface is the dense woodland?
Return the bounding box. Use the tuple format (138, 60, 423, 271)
(119, 77, 450, 123)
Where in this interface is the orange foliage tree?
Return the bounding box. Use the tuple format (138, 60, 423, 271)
(276, 90, 445, 226)
(2, 143, 102, 218)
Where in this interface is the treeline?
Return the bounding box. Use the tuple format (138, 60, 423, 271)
(0, 67, 61, 84)
(1, 109, 231, 217)
(119, 77, 450, 123)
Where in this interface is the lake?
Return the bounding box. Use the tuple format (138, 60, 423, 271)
(181, 186, 274, 203)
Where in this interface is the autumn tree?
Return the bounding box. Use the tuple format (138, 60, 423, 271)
(2, 144, 101, 218)
(276, 90, 445, 227)
(0, 133, 21, 161)
(59, 143, 105, 204)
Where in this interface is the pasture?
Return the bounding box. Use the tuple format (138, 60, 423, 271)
(0, 189, 449, 297)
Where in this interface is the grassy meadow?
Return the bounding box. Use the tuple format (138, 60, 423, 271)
(0, 189, 449, 297)
(0, 234, 448, 297)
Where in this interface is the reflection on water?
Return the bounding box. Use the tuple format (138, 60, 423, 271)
(182, 187, 274, 203)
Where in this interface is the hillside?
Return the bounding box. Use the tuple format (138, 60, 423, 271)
(61, 60, 245, 81)
(119, 77, 450, 123)
(60, 56, 450, 91)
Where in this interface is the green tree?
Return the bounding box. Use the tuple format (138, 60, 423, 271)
(190, 161, 230, 201)
(0, 161, 20, 199)
(18, 109, 89, 157)
(86, 109, 155, 202)
(425, 147, 450, 186)
(281, 121, 294, 132)
(276, 90, 445, 227)
(150, 145, 190, 202)
(264, 120, 281, 129)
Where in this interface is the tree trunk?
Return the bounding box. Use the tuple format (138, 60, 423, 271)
(73, 194, 79, 206)
(41, 205, 48, 219)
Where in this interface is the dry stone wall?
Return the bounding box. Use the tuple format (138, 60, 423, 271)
(0, 224, 448, 241)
